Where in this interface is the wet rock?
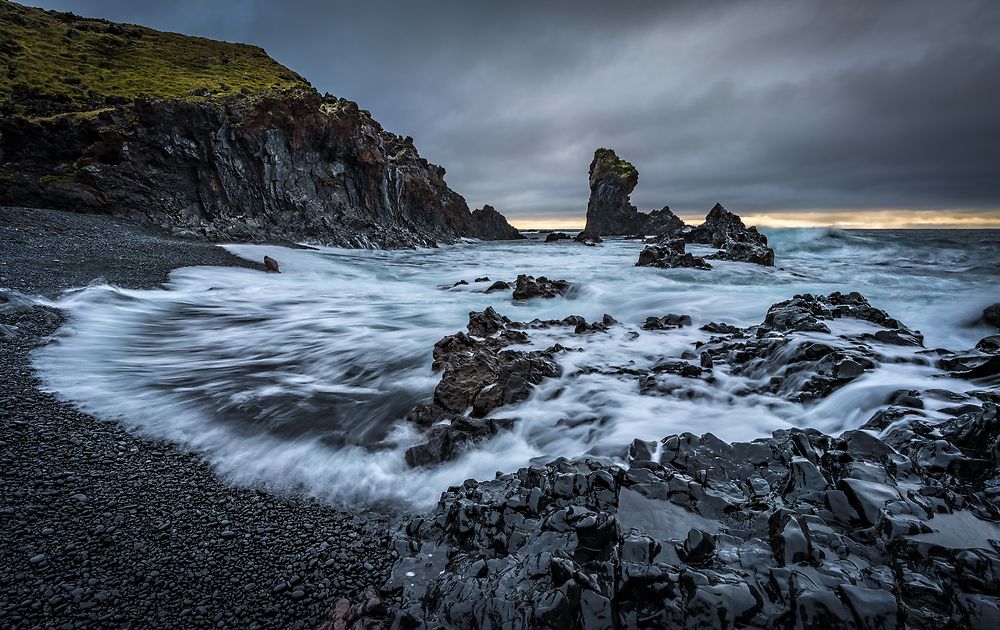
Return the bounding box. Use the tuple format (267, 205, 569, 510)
(686, 203, 775, 266)
(263, 255, 280, 273)
(544, 232, 570, 243)
(485, 280, 510, 294)
(512, 274, 571, 300)
(636, 241, 712, 270)
(982, 303, 1000, 328)
(405, 309, 565, 465)
(573, 231, 603, 245)
(389, 411, 1000, 628)
(642, 314, 692, 330)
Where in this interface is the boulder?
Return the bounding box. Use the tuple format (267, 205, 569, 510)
(263, 255, 280, 273)
(544, 232, 570, 243)
(512, 275, 571, 300)
(983, 303, 1000, 328)
(636, 240, 711, 270)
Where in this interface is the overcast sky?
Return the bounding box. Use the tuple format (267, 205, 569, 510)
(27, 0, 1000, 225)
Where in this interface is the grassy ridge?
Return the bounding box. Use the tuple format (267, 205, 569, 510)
(0, 0, 312, 116)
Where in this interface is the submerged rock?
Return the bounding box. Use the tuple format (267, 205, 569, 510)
(512, 275, 571, 300)
(687, 203, 775, 266)
(984, 303, 1000, 329)
(263, 256, 280, 273)
(583, 148, 686, 237)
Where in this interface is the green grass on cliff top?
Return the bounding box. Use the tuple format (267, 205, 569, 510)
(0, 0, 312, 116)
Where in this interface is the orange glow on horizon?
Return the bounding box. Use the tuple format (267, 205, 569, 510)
(509, 209, 1000, 230)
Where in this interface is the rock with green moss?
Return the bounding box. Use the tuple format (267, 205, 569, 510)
(583, 148, 685, 237)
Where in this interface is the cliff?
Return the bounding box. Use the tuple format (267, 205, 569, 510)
(0, 1, 520, 246)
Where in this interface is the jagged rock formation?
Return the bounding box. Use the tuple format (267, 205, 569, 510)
(636, 238, 712, 270)
(388, 293, 1000, 627)
(513, 275, 571, 300)
(471, 205, 525, 241)
(584, 149, 685, 237)
(0, 2, 518, 248)
(687, 203, 775, 266)
(388, 402, 1000, 628)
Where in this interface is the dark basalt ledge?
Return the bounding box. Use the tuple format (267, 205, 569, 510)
(388, 292, 1000, 628)
(1, 90, 520, 248)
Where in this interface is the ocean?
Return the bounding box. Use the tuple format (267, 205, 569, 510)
(32, 228, 1000, 507)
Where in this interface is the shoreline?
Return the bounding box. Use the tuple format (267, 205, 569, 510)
(1, 207, 396, 628)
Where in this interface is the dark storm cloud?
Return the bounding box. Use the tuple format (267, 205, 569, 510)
(26, 0, 1000, 221)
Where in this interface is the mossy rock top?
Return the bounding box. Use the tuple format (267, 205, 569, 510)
(589, 147, 639, 189)
(0, 0, 312, 117)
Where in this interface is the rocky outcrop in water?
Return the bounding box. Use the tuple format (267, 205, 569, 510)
(984, 303, 1000, 329)
(513, 275, 572, 300)
(545, 232, 571, 243)
(687, 203, 775, 266)
(471, 205, 525, 241)
(636, 238, 712, 270)
(583, 149, 686, 237)
(389, 290, 1000, 627)
(574, 232, 603, 246)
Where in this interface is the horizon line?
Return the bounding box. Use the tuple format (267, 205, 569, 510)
(508, 209, 1000, 230)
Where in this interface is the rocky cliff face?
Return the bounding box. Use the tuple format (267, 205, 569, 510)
(470, 205, 524, 241)
(1, 90, 522, 247)
(0, 3, 520, 248)
(584, 148, 684, 237)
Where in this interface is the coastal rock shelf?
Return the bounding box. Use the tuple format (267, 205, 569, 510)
(390, 289, 1000, 627)
(389, 401, 1000, 628)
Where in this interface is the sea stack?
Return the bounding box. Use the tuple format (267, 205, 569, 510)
(583, 148, 686, 237)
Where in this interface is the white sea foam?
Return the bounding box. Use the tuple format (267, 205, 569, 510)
(31, 229, 999, 507)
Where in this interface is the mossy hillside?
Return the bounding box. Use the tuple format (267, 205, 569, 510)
(0, 0, 312, 117)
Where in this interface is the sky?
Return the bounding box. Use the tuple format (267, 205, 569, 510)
(26, 0, 1000, 228)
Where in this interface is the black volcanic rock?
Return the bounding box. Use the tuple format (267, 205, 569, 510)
(687, 203, 775, 266)
(573, 231, 603, 245)
(544, 232, 570, 242)
(1, 91, 491, 248)
(636, 239, 712, 270)
(470, 205, 524, 241)
(984, 303, 1000, 328)
(389, 400, 1000, 629)
(512, 275, 571, 300)
(583, 148, 686, 237)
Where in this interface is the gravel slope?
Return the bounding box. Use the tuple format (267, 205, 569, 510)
(0, 207, 395, 629)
